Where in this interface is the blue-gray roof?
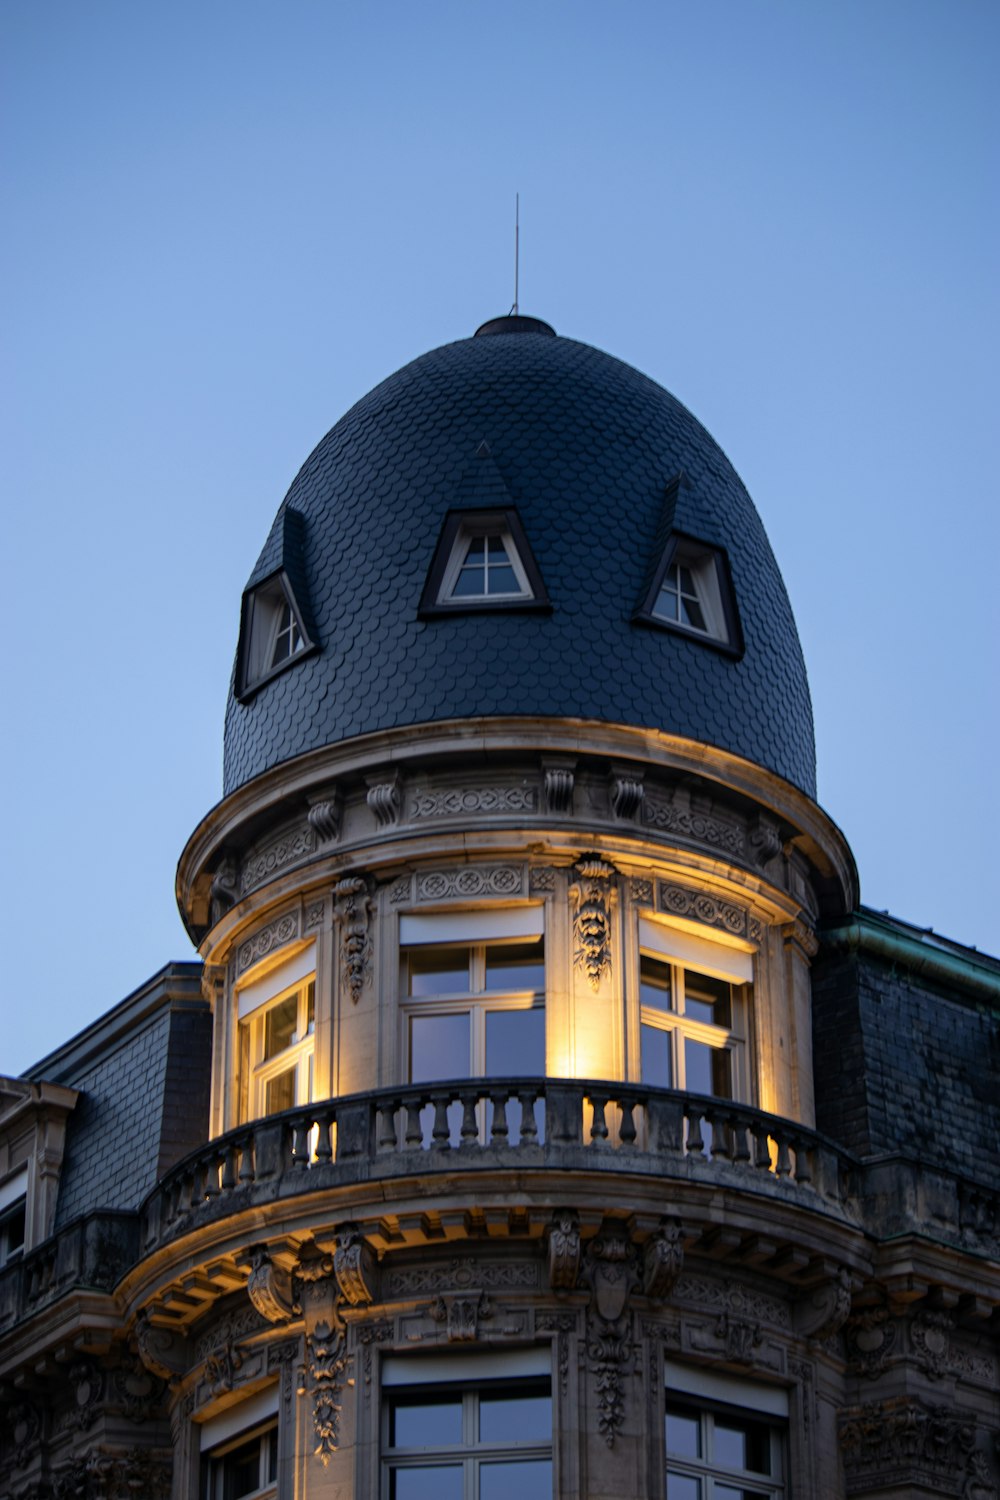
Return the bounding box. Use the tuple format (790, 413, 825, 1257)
(224, 322, 816, 796)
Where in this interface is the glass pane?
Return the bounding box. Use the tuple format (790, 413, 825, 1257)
(271, 631, 291, 664)
(683, 971, 731, 1027)
(410, 1013, 471, 1082)
(484, 941, 545, 992)
(665, 1476, 701, 1500)
(390, 1465, 463, 1500)
(714, 1419, 771, 1475)
(480, 1459, 552, 1499)
(263, 994, 298, 1059)
(665, 1406, 701, 1458)
(679, 565, 696, 594)
(486, 565, 518, 593)
(486, 1009, 545, 1076)
(221, 1433, 267, 1500)
(714, 1489, 768, 1500)
(391, 1396, 463, 1447)
(465, 537, 486, 559)
(654, 585, 679, 620)
(640, 955, 672, 1012)
(265, 1066, 296, 1114)
(479, 1389, 551, 1443)
(452, 567, 486, 597)
(486, 535, 508, 557)
(641, 1023, 673, 1087)
(409, 947, 471, 996)
(681, 597, 707, 631)
(684, 1039, 716, 1096)
(306, 979, 316, 1033)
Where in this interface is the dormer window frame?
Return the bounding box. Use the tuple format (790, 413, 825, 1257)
(419, 508, 551, 618)
(634, 532, 744, 659)
(236, 568, 318, 703)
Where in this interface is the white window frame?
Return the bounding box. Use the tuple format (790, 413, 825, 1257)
(381, 1351, 553, 1500)
(664, 1360, 786, 1497)
(637, 918, 753, 1103)
(201, 1407, 279, 1500)
(652, 549, 729, 643)
(236, 944, 317, 1123)
(438, 521, 534, 604)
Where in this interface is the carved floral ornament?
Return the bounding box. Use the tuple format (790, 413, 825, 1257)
(334, 875, 373, 1004)
(838, 1397, 993, 1498)
(569, 856, 618, 990)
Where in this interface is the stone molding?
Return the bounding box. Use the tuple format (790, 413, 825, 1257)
(414, 865, 524, 900)
(657, 881, 755, 943)
(642, 790, 745, 858)
(237, 909, 301, 974)
(411, 785, 537, 820)
(241, 824, 316, 895)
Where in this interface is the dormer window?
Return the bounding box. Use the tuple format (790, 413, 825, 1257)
(236, 571, 316, 701)
(420, 508, 550, 616)
(635, 532, 742, 657)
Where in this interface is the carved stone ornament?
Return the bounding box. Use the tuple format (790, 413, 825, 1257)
(238, 910, 301, 974)
(839, 1398, 980, 1498)
(749, 813, 782, 867)
(584, 1225, 641, 1450)
(543, 763, 575, 813)
(298, 1317, 353, 1467)
(715, 1309, 762, 1364)
(204, 1337, 243, 1396)
(845, 1303, 897, 1379)
(568, 857, 618, 990)
(333, 1222, 377, 1306)
(658, 882, 752, 943)
(642, 789, 745, 858)
(585, 1218, 639, 1329)
(133, 1310, 189, 1382)
(66, 1359, 104, 1431)
(548, 1208, 581, 1291)
(588, 1331, 633, 1449)
(246, 1243, 295, 1324)
(113, 1352, 166, 1424)
(782, 916, 820, 960)
(209, 855, 239, 923)
(643, 1219, 684, 1300)
(417, 865, 522, 900)
(411, 785, 536, 819)
(5, 1399, 41, 1470)
(366, 772, 401, 828)
(911, 1308, 955, 1381)
(795, 1266, 853, 1342)
(307, 791, 342, 844)
(431, 1291, 493, 1342)
(241, 824, 316, 895)
(53, 1449, 171, 1500)
(609, 767, 644, 820)
(334, 875, 373, 1004)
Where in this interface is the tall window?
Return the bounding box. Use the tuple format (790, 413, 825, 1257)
(382, 1371, 552, 1499)
(637, 920, 752, 1102)
(200, 1388, 280, 1500)
(236, 944, 316, 1122)
(665, 1363, 786, 1499)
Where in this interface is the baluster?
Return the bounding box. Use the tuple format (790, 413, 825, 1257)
(590, 1094, 609, 1145)
(431, 1093, 452, 1149)
(490, 1091, 509, 1145)
(755, 1128, 773, 1170)
(774, 1131, 792, 1178)
(314, 1112, 334, 1165)
(731, 1114, 751, 1164)
(178, 1173, 193, 1213)
(239, 1136, 256, 1185)
(686, 1104, 705, 1157)
(619, 1097, 637, 1148)
(404, 1101, 423, 1150)
(459, 1090, 479, 1148)
(202, 1156, 219, 1199)
(221, 1144, 238, 1191)
(792, 1136, 812, 1186)
(378, 1104, 399, 1153)
(710, 1109, 732, 1161)
(519, 1089, 539, 1145)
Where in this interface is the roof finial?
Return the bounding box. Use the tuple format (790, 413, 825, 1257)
(511, 192, 520, 316)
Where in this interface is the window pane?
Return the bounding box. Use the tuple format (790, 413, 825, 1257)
(263, 994, 298, 1059)
(665, 1406, 701, 1457)
(640, 956, 672, 1012)
(480, 1459, 552, 1499)
(265, 1066, 296, 1114)
(219, 1431, 271, 1500)
(641, 1023, 673, 1087)
(390, 1466, 463, 1500)
(306, 979, 315, 1032)
(409, 948, 471, 996)
(685, 1040, 731, 1098)
(485, 1009, 545, 1076)
(484, 941, 545, 992)
(479, 1389, 551, 1443)
(714, 1419, 771, 1475)
(410, 1013, 471, 1082)
(486, 535, 508, 557)
(452, 567, 486, 597)
(654, 585, 679, 620)
(714, 1489, 769, 1500)
(391, 1396, 464, 1448)
(486, 565, 518, 593)
(683, 971, 731, 1027)
(665, 1477, 701, 1500)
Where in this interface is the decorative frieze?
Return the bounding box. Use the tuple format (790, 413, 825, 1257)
(431, 1291, 492, 1341)
(385, 1258, 538, 1299)
(657, 882, 753, 942)
(529, 866, 557, 894)
(241, 824, 316, 895)
(782, 916, 820, 960)
(416, 865, 523, 900)
(334, 876, 373, 1004)
(569, 857, 618, 991)
(237, 911, 301, 974)
(411, 785, 537, 819)
(52, 1449, 172, 1500)
(367, 772, 401, 828)
(630, 877, 654, 905)
(388, 873, 413, 904)
(642, 793, 745, 858)
(839, 1398, 983, 1498)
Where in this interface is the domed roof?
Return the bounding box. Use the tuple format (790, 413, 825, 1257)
(224, 319, 816, 797)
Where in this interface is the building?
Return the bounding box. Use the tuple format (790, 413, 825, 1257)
(1, 314, 997, 1499)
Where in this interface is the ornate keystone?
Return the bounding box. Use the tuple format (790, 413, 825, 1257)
(245, 1244, 295, 1324)
(431, 1291, 492, 1342)
(569, 857, 618, 990)
(334, 875, 373, 1004)
(333, 1223, 377, 1306)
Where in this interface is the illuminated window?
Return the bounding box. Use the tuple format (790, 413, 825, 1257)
(665, 1363, 786, 1499)
(636, 533, 742, 656)
(236, 945, 317, 1122)
(637, 920, 752, 1103)
(382, 1362, 552, 1500)
(420, 509, 549, 615)
(200, 1389, 280, 1500)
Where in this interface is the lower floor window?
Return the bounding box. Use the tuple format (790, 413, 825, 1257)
(383, 1377, 552, 1499)
(202, 1420, 277, 1500)
(665, 1364, 785, 1499)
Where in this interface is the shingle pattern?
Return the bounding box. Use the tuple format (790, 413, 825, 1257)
(224, 330, 816, 797)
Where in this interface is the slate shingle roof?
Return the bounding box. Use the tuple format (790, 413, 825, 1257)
(224, 322, 816, 797)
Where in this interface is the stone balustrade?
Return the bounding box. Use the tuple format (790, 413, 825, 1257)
(139, 1080, 855, 1253)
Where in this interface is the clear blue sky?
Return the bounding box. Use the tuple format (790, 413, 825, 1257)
(2, 1, 997, 1073)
